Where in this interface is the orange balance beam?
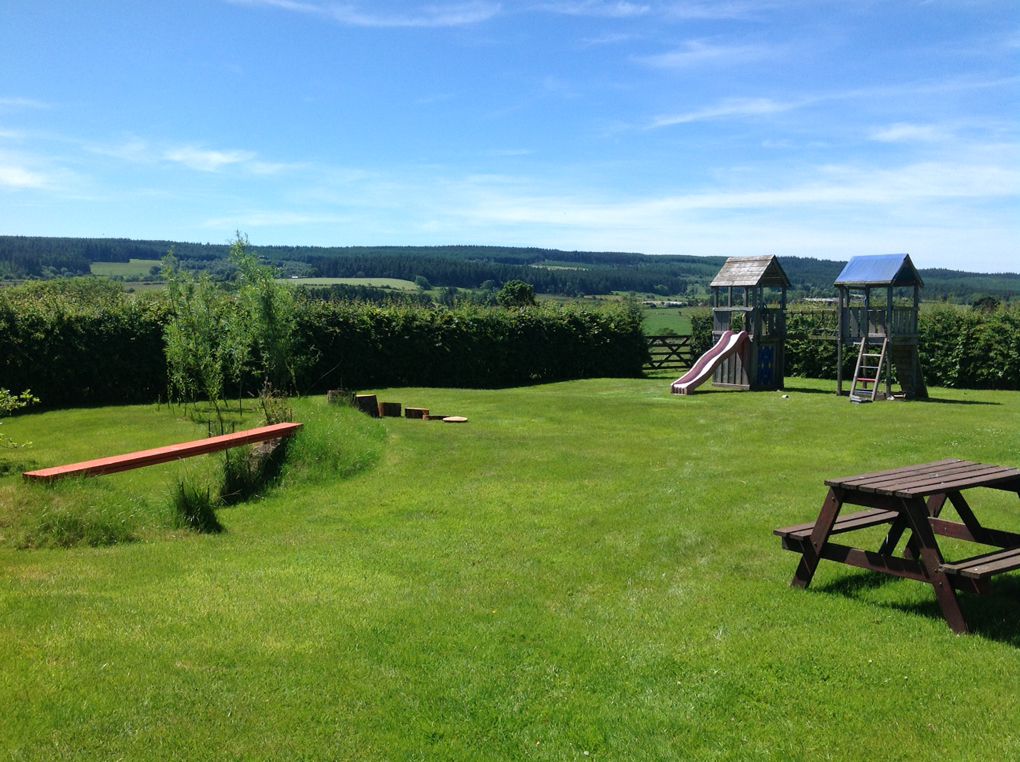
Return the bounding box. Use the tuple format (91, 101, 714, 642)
(23, 422, 303, 483)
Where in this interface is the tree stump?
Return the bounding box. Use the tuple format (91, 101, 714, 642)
(405, 407, 429, 419)
(378, 401, 402, 417)
(354, 394, 379, 417)
(327, 389, 353, 406)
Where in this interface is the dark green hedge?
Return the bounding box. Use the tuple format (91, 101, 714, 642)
(0, 282, 168, 407)
(293, 300, 648, 392)
(782, 305, 1020, 391)
(917, 303, 1020, 390)
(0, 282, 648, 407)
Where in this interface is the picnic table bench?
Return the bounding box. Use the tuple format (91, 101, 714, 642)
(22, 422, 302, 483)
(775, 459, 1020, 634)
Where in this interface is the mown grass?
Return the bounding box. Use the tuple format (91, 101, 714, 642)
(1, 380, 1019, 760)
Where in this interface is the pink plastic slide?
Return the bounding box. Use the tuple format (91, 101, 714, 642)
(670, 330, 749, 395)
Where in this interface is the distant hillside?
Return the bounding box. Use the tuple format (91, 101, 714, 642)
(0, 235, 1016, 303)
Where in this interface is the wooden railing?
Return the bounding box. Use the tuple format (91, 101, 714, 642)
(843, 306, 917, 339)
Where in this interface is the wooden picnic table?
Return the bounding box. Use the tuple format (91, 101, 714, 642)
(775, 459, 1020, 634)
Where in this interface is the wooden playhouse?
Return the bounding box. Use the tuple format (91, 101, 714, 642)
(709, 255, 790, 391)
(834, 253, 928, 401)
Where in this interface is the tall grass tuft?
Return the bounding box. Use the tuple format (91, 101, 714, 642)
(170, 480, 223, 534)
(282, 403, 385, 485)
(219, 441, 287, 506)
(12, 480, 135, 548)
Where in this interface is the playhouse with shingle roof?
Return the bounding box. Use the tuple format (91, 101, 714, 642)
(708, 255, 790, 391)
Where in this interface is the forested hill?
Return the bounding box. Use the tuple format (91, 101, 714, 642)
(1, 235, 1017, 302)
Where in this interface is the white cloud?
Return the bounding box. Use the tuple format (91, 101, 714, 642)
(650, 97, 793, 127)
(637, 39, 776, 68)
(87, 136, 153, 162)
(540, 1, 650, 17)
(0, 97, 50, 110)
(226, 0, 501, 27)
(163, 146, 258, 172)
(869, 123, 949, 143)
(663, 1, 773, 21)
(0, 163, 50, 188)
(203, 211, 349, 229)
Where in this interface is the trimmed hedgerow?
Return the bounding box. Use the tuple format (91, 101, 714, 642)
(917, 303, 1020, 390)
(0, 282, 648, 406)
(292, 299, 648, 392)
(782, 304, 1020, 390)
(0, 280, 168, 407)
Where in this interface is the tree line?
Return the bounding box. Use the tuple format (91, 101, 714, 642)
(1, 235, 1017, 303)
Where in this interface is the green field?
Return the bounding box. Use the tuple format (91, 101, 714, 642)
(279, 277, 421, 290)
(90, 259, 162, 279)
(2, 380, 1020, 760)
(641, 305, 705, 335)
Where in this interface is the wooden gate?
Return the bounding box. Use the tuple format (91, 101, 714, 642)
(645, 335, 694, 371)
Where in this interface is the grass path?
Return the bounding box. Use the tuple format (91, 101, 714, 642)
(2, 379, 1020, 760)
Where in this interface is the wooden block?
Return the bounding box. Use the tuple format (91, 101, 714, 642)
(354, 394, 379, 417)
(425, 414, 447, 420)
(442, 416, 468, 423)
(378, 401, 402, 417)
(326, 389, 353, 405)
(405, 407, 429, 419)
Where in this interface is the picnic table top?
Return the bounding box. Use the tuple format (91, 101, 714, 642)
(824, 458, 1020, 499)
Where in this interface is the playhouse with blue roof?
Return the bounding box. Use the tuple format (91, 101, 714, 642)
(834, 253, 928, 401)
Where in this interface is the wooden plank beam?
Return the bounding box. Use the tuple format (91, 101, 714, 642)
(22, 422, 302, 482)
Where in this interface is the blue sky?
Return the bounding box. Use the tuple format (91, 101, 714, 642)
(1, 1, 1017, 272)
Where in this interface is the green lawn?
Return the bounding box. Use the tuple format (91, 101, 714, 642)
(2, 380, 1020, 760)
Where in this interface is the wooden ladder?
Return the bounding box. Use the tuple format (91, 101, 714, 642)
(850, 337, 887, 402)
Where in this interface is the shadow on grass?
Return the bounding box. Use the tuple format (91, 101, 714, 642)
(916, 397, 1001, 406)
(815, 570, 1020, 645)
(782, 386, 838, 395)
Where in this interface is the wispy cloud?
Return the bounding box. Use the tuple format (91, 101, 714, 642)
(637, 39, 776, 68)
(540, 1, 650, 17)
(663, 1, 774, 21)
(0, 163, 50, 189)
(869, 123, 950, 143)
(164, 146, 258, 172)
(226, 0, 501, 27)
(87, 136, 153, 163)
(650, 96, 794, 127)
(0, 97, 50, 110)
(203, 211, 349, 229)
